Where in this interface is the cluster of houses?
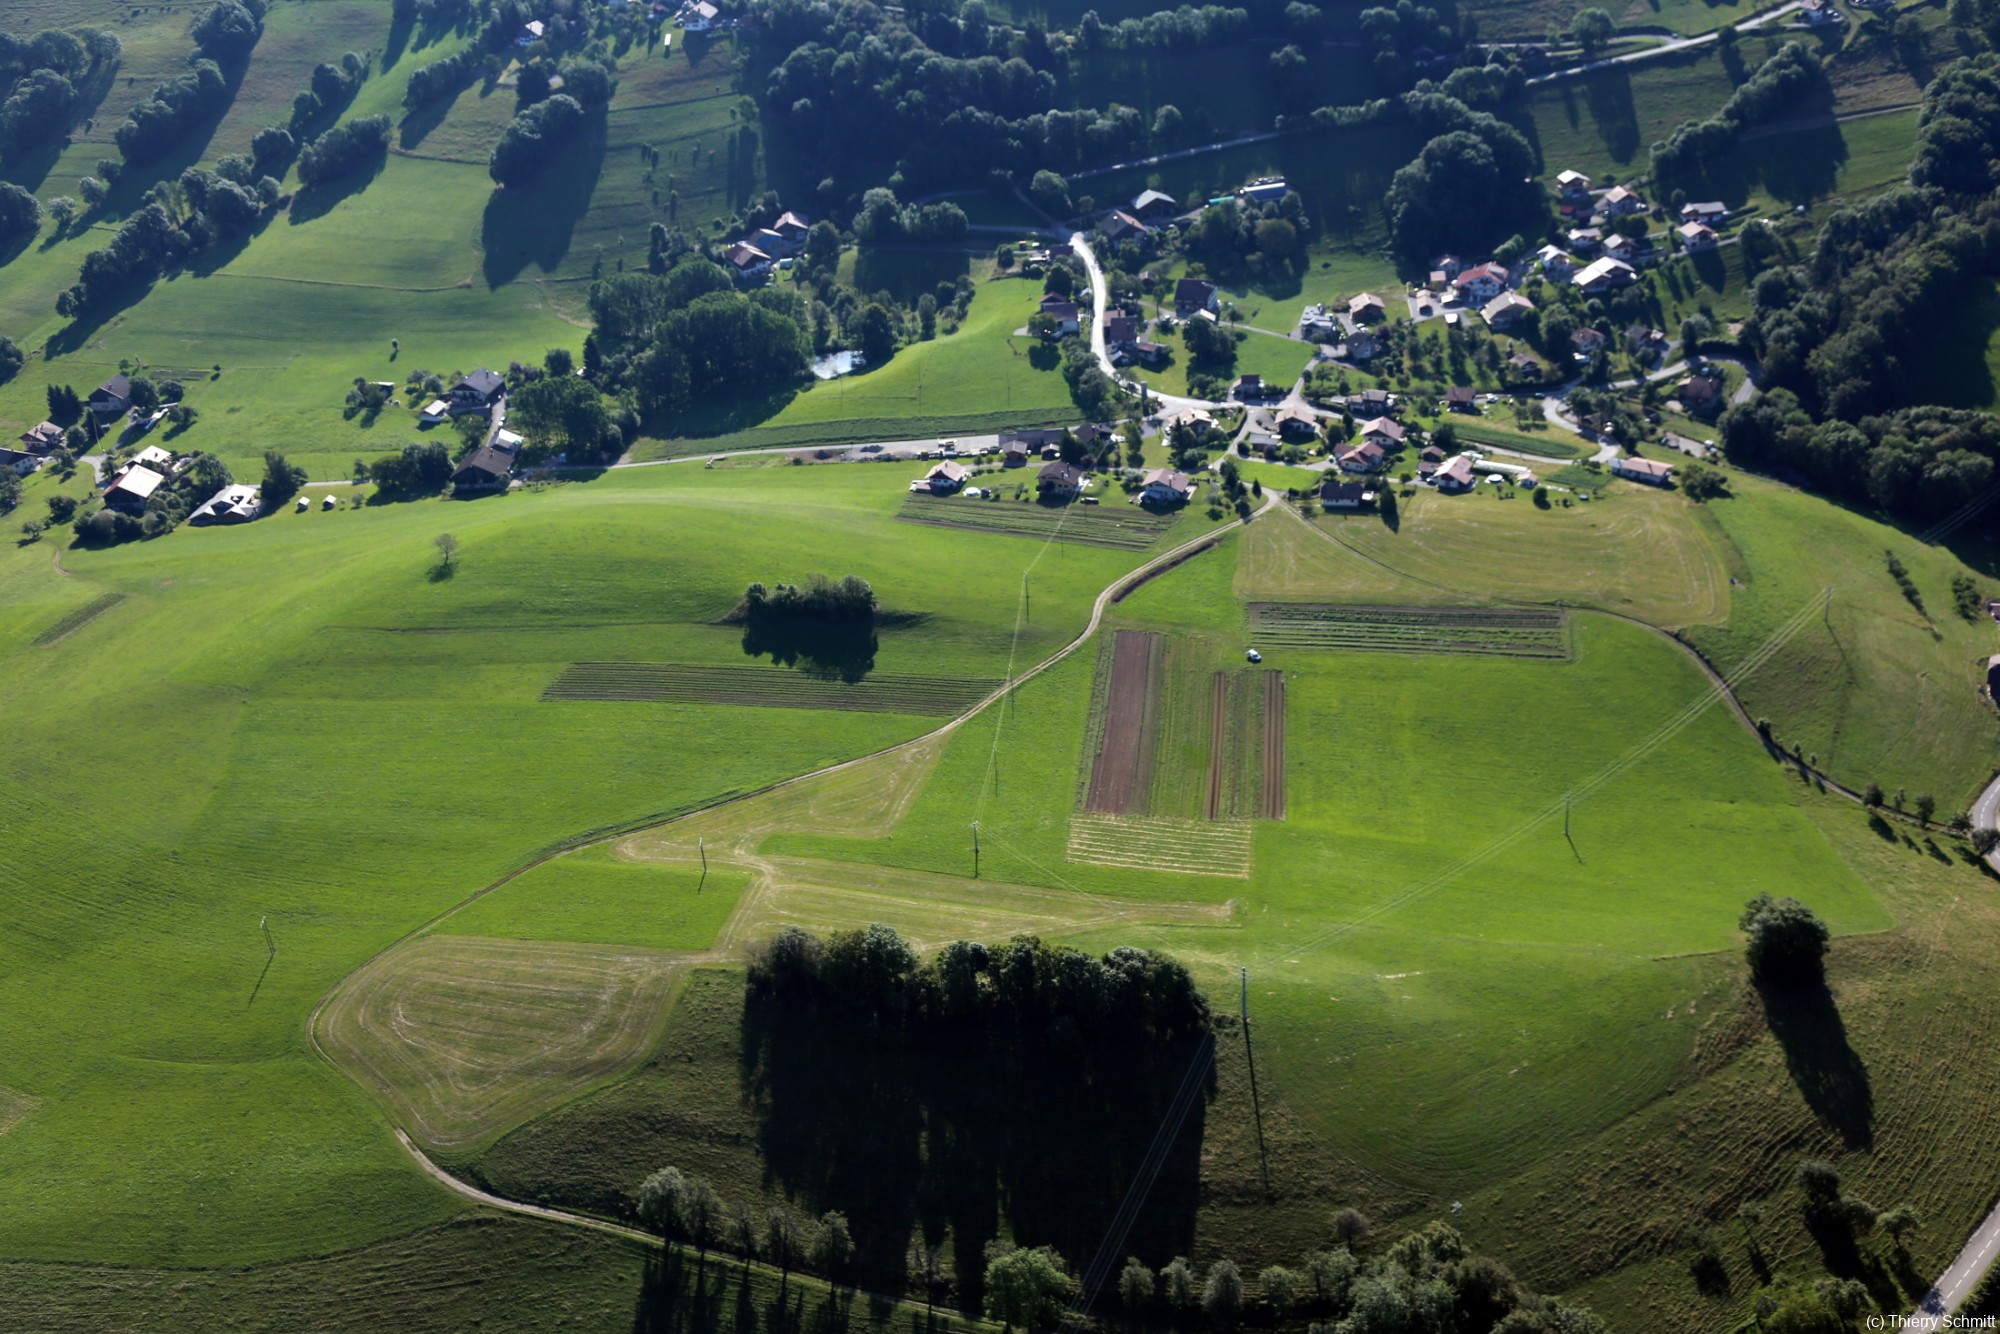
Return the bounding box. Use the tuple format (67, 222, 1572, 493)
(1100, 178, 1291, 249)
(2, 418, 67, 476)
(915, 421, 1197, 508)
(415, 368, 526, 492)
(721, 209, 810, 282)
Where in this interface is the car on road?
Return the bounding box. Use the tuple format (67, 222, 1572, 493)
(939, 439, 958, 457)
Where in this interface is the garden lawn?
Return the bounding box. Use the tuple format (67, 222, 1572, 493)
(1132, 326, 1316, 399)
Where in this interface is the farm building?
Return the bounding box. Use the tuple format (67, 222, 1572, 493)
(189, 484, 262, 525)
(723, 242, 772, 280)
(1130, 189, 1178, 221)
(89, 374, 132, 418)
(452, 430, 522, 492)
(1681, 201, 1728, 225)
(1357, 417, 1405, 448)
(1611, 456, 1675, 485)
(102, 464, 165, 512)
(448, 370, 505, 414)
(1452, 263, 1509, 304)
(1482, 292, 1535, 330)
(1038, 461, 1085, 498)
(1602, 186, 1646, 216)
(1348, 292, 1387, 323)
(925, 461, 970, 493)
(1232, 374, 1266, 401)
(1677, 221, 1719, 252)
(1140, 468, 1196, 506)
(1445, 386, 1479, 413)
(19, 421, 64, 454)
(1175, 278, 1220, 319)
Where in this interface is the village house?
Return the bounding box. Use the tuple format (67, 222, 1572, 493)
(1418, 443, 1447, 478)
(1509, 351, 1544, 380)
(723, 241, 772, 280)
(102, 464, 165, 513)
(1435, 454, 1476, 492)
(1430, 253, 1465, 280)
(770, 210, 810, 250)
(0, 445, 39, 475)
(19, 421, 65, 455)
(451, 431, 522, 492)
(1002, 439, 1031, 467)
(1601, 186, 1646, 218)
(448, 369, 506, 415)
(1274, 403, 1319, 439)
(1555, 169, 1592, 201)
(1038, 294, 1081, 336)
(1337, 439, 1388, 472)
(1677, 221, 1719, 252)
(1537, 244, 1574, 279)
(189, 484, 262, 526)
(1037, 460, 1085, 498)
(1572, 256, 1637, 296)
(1452, 262, 1509, 305)
(1130, 190, 1178, 223)
(1612, 455, 1675, 485)
(1677, 373, 1726, 416)
(1174, 278, 1220, 320)
(1626, 324, 1669, 361)
(1571, 327, 1608, 358)
(924, 460, 971, 493)
(1482, 292, 1535, 330)
(1319, 479, 1369, 510)
(1566, 226, 1604, 256)
(1140, 468, 1196, 506)
(1299, 304, 1342, 341)
(1602, 232, 1642, 264)
(89, 374, 132, 419)
(679, 0, 720, 31)
(1232, 374, 1267, 401)
(1104, 314, 1137, 349)
(1445, 386, 1480, 414)
(1101, 211, 1148, 243)
(1680, 201, 1728, 226)
(1348, 292, 1387, 324)
(1347, 388, 1394, 417)
(130, 444, 174, 471)
(1358, 416, 1405, 449)
(517, 19, 545, 46)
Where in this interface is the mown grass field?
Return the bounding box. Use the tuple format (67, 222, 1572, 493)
(0, 459, 1160, 1270)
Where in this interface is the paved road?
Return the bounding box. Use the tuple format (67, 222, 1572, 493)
(1525, 0, 1805, 85)
(1908, 1193, 2000, 1330)
(1070, 231, 1214, 417)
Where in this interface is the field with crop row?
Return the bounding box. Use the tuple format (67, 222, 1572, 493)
(1065, 812, 1255, 877)
(897, 495, 1179, 549)
(1250, 603, 1572, 658)
(30, 593, 125, 648)
(543, 663, 1001, 715)
(1083, 631, 1167, 814)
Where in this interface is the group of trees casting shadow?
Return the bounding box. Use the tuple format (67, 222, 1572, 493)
(736, 575, 882, 681)
(739, 926, 1214, 1309)
(1740, 893, 1874, 1152)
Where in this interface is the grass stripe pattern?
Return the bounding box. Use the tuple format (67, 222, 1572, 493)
(1066, 813, 1255, 877)
(544, 663, 1001, 715)
(896, 496, 1178, 550)
(1249, 603, 1571, 658)
(32, 593, 126, 647)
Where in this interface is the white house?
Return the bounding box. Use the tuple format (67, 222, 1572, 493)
(1602, 186, 1646, 217)
(1481, 292, 1536, 330)
(1572, 256, 1637, 295)
(1612, 455, 1675, 486)
(1140, 468, 1196, 506)
(679, 0, 720, 30)
(926, 460, 970, 493)
(1676, 221, 1719, 252)
(1452, 263, 1509, 305)
(190, 484, 263, 526)
(1679, 201, 1728, 225)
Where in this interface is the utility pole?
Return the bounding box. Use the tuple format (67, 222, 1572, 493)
(1564, 793, 1571, 840)
(698, 836, 707, 892)
(1823, 586, 1831, 630)
(260, 915, 275, 959)
(1240, 966, 1271, 1193)
(971, 821, 980, 879)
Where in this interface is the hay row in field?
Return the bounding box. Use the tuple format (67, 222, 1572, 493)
(1083, 630, 1166, 814)
(1249, 603, 1570, 658)
(32, 593, 125, 647)
(895, 495, 1177, 550)
(1066, 812, 1255, 877)
(544, 663, 1000, 714)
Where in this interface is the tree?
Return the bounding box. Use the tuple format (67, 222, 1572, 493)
(261, 449, 308, 504)
(544, 346, 574, 378)
(764, 1205, 808, 1294)
(0, 182, 44, 252)
(1974, 828, 1999, 857)
(985, 1245, 1072, 1332)
(685, 1176, 723, 1257)
(1880, 1205, 1920, 1253)
(508, 374, 612, 463)
(1739, 894, 1829, 985)
(1160, 1257, 1196, 1313)
(432, 532, 459, 568)
(1915, 792, 1937, 824)
(1331, 1207, 1373, 1246)
(910, 1239, 948, 1320)
(1254, 218, 1297, 258)
(855, 303, 896, 368)
(1569, 7, 1616, 53)
(1028, 169, 1071, 218)
(1200, 1260, 1243, 1329)
(637, 1166, 691, 1237)
(77, 175, 105, 207)
(809, 1209, 854, 1278)
(1302, 1250, 1357, 1307)
(1258, 1266, 1299, 1320)
(1118, 1256, 1154, 1313)
(46, 195, 77, 232)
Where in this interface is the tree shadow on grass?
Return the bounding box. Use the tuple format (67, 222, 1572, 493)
(1581, 67, 1642, 166)
(1756, 977, 1873, 1150)
(481, 118, 607, 288)
(741, 618, 879, 682)
(633, 1246, 730, 1334)
(288, 149, 392, 226)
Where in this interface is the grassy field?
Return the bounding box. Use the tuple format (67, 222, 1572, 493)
(0, 459, 1166, 1270)
(1684, 472, 2000, 807)
(1130, 326, 1317, 398)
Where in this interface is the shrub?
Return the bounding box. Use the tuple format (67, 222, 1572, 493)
(1740, 894, 1830, 985)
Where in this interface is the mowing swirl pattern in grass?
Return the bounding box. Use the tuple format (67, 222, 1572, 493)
(543, 663, 1001, 714)
(1249, 603, 1571, 658)
(31, 593, 126, 647)
(895, 495, 1178, 549)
